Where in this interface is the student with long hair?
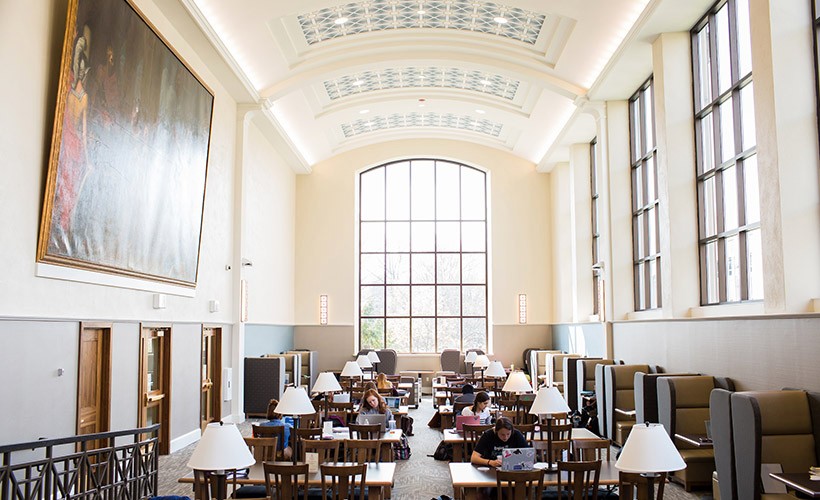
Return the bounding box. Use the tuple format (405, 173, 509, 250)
(357, 388, 395, 422)
(461, 391, 492, 424)
(470, 417, 527, 468)
(260, 398, 293, 459)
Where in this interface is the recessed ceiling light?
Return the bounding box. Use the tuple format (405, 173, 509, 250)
(359, 109, 370, 114)
(418, 98, 426, 108)
(494, 16, 508, 24)
(334, 16, 349, 25)
(475, 109, 486, 114)
(417, 10, 426, 15)
(480, 79, 492, 86)
(353, 79, 364, 86)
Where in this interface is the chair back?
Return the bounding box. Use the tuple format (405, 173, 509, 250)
(298, 413, 320, 428)
(292, 427, 321, 461)
(618, 471, 666, 500)
(302, 438, 340, 464)
(546, 421, 572, 441)
(253, 423, 285, 439)
(440, 349, 462, 373)
(345, 439, 381, 463)
(320, 463, 367, 500)
(556, 460, 601, 500)
(453, 401, 471, 416)
(495, 469, 545, 500)
(571, 438, 611, 462)
(263, 462, 308, 500)
(349, 423, 381, 440)
(533, 439, 570, 464)
(516, 423, 537, 442)
(463, 424, 493, 459)
(244, 436, 279, 462)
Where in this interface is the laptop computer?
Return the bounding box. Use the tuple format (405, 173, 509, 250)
(384, 396, 402, 411)
(334, 393, 351, 403)
(357, 413, 387, 432)
(455, 414, 480, 433)
(501, 448, 536, 471)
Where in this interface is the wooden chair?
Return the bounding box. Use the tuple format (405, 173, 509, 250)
(348, 423, 381, 440)
(495, 469, 545, 500)
(571, 438, 611, 462)
(556, 460, 602, 500)
(453, 401, 471, 416)
(533, 439, 570, 464)
(193, 469, 241, 500)
(345, 439, 381, 463)
(462, 423, 493, 460)
(292, 427, 321, 461)
(544, 422, 572, 441)
(302, 439, 340, 464)
(320, 463, 368, 500)
(297, 413, 320, 428)
(251, 424, 287, 459)
(263, 462, 308, 500)
(618, 471, 666, 500)
(244, 436, 278, 462)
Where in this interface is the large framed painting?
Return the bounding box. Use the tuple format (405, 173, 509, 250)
(37, 0, 214, 287)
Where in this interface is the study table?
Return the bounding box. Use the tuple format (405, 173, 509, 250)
(674, 433, 713, 448)
(179, 461, 395, 500)
(769, 472, 820, 497)
(443, 426, 600, 462)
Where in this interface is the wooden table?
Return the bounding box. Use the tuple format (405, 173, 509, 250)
(769, 472, 820, 497)
(328, 428, 403, 463)
(450, 461, 619, 500)
(443, 427, 601, 462)
(674, 433, 713, 448)
(180, 461, 395, 500)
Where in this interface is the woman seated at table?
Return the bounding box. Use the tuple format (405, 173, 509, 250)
(357, 388, 395, 423)
(461, 391, 492, 424)
(377, 372, 407, 397)
(470, 417, 527, 468)
(259, 398, 293, 459)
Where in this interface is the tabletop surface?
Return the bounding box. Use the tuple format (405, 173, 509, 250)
(180, 461, 396, 486)
(449, 461, 620, 487)
(443, 426, 599, 443)
(769, 472, 820, 497)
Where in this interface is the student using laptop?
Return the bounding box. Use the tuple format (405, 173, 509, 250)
(461, 391, 492, 424)
(471, 417, 528, 468)
(357, 388, 395, 424)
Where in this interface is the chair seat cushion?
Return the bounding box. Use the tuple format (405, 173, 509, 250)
(678, 448, 715, 463)
(233, 485, 267, 498)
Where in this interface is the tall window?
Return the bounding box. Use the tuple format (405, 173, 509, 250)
(692, 0, 761, 305)
(629, 77, 661, 311)
(590, 138, 602, 317)
(358, 159, 488, 353)
(813, 0, 820, 141)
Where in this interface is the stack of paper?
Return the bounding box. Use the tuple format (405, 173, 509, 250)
(809, 466, 820, 481)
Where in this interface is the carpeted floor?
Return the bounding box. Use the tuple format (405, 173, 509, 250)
(157, 397, 713, 499)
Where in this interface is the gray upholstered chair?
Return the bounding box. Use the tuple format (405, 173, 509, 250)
(591, 360, 617, 439)
(710, 388, 737, 500)
(603, 364, 653, 446)
(376, 348, 397, 375)
(244, 356, 285, 417)
(440, 349, 461, 373)
(634, 372, 697, 424)
(548, 353, 580, 393)
(564, 357, 597, 412)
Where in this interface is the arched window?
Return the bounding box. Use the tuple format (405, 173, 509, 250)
(358, 159, 488, 353)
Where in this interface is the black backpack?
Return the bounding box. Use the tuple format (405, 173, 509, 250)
(431, 441, 453, 461)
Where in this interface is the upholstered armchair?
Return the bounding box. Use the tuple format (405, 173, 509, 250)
(548, 353, 580, 394)
(710, 388, 737, 500)
(440, 349, 461, 373)
(634, 372, 697, 424)
(588, 359, 617, 439)
(603, 364, 653, 446)
(564, 357, 599, 412)
(376, 348, 397, 375)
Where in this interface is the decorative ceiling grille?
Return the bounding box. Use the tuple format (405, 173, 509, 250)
(341, 112, 503, 138)
(298, 0, 545, 45)
(324, 66, 519, 100)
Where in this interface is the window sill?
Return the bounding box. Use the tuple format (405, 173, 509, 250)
(626, 308, 665, 321)
(689, 301, 764, 318)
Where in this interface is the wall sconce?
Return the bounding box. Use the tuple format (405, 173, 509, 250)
(319, 294, 328, 325)
(518, 293, 527, 324)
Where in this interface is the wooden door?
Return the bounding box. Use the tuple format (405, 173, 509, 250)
(77, 323, 111, 448)
(200, 327, 222, 429)
(139, 325, 171, 455)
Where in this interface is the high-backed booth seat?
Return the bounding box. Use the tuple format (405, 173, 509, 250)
(244, 356, 285, 417)
(376, 349, 398, 375)
(528, 350, 562, 389)
(634, 372, 698, 424)
(440, 349, 461, 373)
(731, 390, 820, 500)
(264, 353, 299, 387)
(564, 357, 600, 412)
(549, 353, 580, 395)
(579, 359, 616, 437)
(658, 375, 734, 491)
(710, 388, 737, 500)
(285, 350, 317, 389)
(603, 364, 654, 446)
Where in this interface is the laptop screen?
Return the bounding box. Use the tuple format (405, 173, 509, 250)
(501, 448, 535, 471)
(384, 396, 401, 410)
(357, 413, 387, 432)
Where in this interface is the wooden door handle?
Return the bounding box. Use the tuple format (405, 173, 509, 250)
(145, 393, 165, 404)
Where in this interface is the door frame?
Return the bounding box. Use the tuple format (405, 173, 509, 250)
(200, 326, 223, 429)
(76, 322, 112, 442)
(138, 323, 172, 455)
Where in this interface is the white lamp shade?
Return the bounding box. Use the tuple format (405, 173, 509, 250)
(615, 423, 686, 473)
(274, 387, 317, 416)
(473, 354, 490, 369)
(529, 387, 571, 415)
(187, 423, 254, 470)
(502, 371, 534, 394)
(485, 361, 507, 378)
(312, 372, 342, 393)
(465, 351, 478, 363)
(341, 360, 364, 377)
(356, 355, 373, 369)
(367, 351, 381, 363)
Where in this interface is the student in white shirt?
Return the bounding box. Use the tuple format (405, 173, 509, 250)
(461, 391, 492, 424)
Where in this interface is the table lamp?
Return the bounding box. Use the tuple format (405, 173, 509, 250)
(312, 371, 343, 417)
(615, 422, 686, 500)
(473, 354, 490, 388)
(341, 360, 364, 392)
(484, 361, 507, 402)
(529, 386, 571, 470)
(356, 354, 374, 379)
(187, 422, 255, 500)
(275, 386, 319, 463)
(465, 351, 478, 375)
(502, 370, 534, 423)
(367, 350, 381, 374)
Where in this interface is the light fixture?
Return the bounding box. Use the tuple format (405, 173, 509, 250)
(475, 109, 486, 114)
(353, 79, 364, 86)
(465, 351, 478, 363)
(480, 79, 492, 86)
(485, 360, 508, 398)
(417, 9, 426, 15)
(494, 16, 508, 24)
(502, 370, 533, 394)
(529, 386, 572, 470)
(341, 360, 364, 378)
(616, 422, 686, 499)
(359, 109, 370, 114)
(473, 354, 490, 389)
(187, 422, 255, 500)
(367, 350, 381, 373)
(334, 16, 349, 25)
(275, 387, 319, 463)
(319, 295, 328, 325)
(518, 293, 527, 324)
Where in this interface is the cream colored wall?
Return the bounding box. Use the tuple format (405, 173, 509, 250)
(294, 139, 553, 356)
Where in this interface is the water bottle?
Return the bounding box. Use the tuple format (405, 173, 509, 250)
(445, 397, 451, 408)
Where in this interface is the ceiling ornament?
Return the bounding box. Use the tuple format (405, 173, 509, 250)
(341, 112, 503, 138)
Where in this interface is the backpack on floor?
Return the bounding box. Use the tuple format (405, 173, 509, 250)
(400, 415, 414, 436)
(393, 434, 411, 460)
(431, 441, 453, 461)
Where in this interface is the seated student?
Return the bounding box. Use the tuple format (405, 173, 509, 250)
(259, 399, 293, 459)
(357, 388, 395, 423)
(377, 372, 407, 397)
(454, 384, 476, 405)
(461, 391, 492, 424)
(470, 417, 528, 468)
(363, 381, 378, 392)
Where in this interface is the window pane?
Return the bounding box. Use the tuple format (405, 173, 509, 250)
(643, 84, 654, 153)
(436, 161, 460, 219)
(633, 163, 644, 209)
(649, 258, 659, 309)
(462, 318, 486, 351)
(361, 222, 384, 252)
(716, 4, 732, 94)
(703, 175, 718, 237)
(411, 254, 435, 284)
(411, 286, 435, 316)
(436, 318, 460, 351)
(437, 254, 460, 284)
(437, 286, 461, 316)
(736, 0, 752, 77)
(725, 234, 741, 302)
(740, 83, 756, 150)
(634, 262, 645, 311)
(461, 167, 486, 220)
(411, 318, 434, 353)
(631, 99, 642, 161)
(646, 156, 656, 203)
(411, 221, 435, 251)
(697, 26, 713, 108)
(744, 154, 760, 224)
(386, 222, 409, 252)
(386, 253, 409, 284)
(723, 165, 739, 230)
(360, 319, 384, 350)
(746, 229, 763, 300)
(705, 241, 719, 304)
(386, 318, 410, 352)
(635, 212, 645, 258)
(386, 285, 409, 316)
(411, 160, 435, 220)
(361, 286, 384, 316)
(462, 286, 486, 316)
(462, 222, 486, 252)
(647, 207, 657, 256)
(360, 168, 385, 220)
(719, 97, 735, 162)
(437, 222, 460, 251)
(698, 113, 715, 174)
(386, 161, 410, 220)
(361, 254, 385, 284)
(462, 254, 486, 284)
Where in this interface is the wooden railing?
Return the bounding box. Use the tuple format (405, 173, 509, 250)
(0, 425, 160, 500)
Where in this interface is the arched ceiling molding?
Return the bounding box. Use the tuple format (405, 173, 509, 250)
(329, 126, 518, 156)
